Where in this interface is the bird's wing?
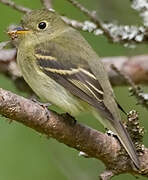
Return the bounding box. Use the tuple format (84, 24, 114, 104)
(34, 39, 113, 121)
(34, 32, 139, 168)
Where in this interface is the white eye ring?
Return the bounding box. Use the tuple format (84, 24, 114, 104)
(37, 20, 48, 30)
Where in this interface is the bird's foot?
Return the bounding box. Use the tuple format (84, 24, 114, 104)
(31, 98, 51, 121)
(106, 129, 117, 139)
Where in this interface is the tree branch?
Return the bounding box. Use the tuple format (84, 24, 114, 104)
(0, 87, 147, 178)
(102, 55, 148, 86)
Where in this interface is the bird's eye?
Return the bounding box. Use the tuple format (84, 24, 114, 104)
(38, 21, 47, 30)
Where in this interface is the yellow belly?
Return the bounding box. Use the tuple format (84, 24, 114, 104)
(17, 53, 89, 116)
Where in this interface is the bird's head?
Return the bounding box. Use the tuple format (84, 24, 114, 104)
(8, 9, 67, 45)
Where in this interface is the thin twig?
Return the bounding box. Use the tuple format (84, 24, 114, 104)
(111, 64, 148, 109)
(62, 16, 147, 42)
(66, 0, 113, 41)
(111, 64, 137, 89)
(0, 0, 31, 13)
(62, 16, 103, 35)
(40, 0, 52, 9)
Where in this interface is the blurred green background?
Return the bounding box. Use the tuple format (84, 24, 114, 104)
(0, 0, 148, 179)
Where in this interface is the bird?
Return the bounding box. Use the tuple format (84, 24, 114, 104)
(8, 9, 139, 168)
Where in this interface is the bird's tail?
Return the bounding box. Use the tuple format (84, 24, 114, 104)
(93, 110, 140, 168)
(111, 120, 140, 169)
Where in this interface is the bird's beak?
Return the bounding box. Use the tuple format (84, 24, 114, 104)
(7, 27, 30, 40)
